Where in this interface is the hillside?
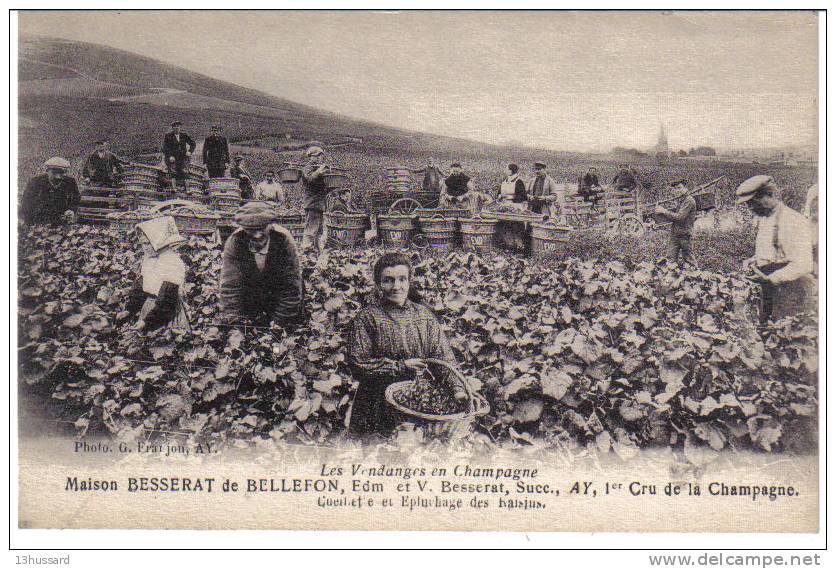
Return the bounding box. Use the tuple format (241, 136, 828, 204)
(17, 37, 464, 177)
(16, 36, 816, 210)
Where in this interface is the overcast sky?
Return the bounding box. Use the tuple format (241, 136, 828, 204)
(19, 10, 819, 152)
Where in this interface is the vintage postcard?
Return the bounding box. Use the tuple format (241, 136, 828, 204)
(14, 9, 821, 534)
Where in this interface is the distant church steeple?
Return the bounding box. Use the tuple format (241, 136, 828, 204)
(655, 123, 670, 156)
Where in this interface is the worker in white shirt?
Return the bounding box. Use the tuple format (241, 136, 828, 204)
(735, 175, 815, 322)
(254, 170, 287, 205)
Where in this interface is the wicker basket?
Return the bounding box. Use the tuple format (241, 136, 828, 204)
(107, 209, 159, 233)
(324, 211, 369, 248)
(384, 358, 489, 424)
(278, 168, 303, 184)
(417, 213, 457, 249)
(210, 192, 243, 210)
(323, 173, 350, 190)
(207, 178, 241, 193)
(458, 216, 498, 253)
(693, 190, 716, 212)
(149, 201, 220, 236)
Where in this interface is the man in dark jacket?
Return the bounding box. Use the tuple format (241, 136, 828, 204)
(612, 164, 639, 191)
(202, 125, 230, 179)
(655, 179, 697, 266)
(82, 141, 124, 186)
(578, 167, 603, 206)
(439, 162, 474, 206)
(220, 202, 305, 326)
(162, 121, 196, 189)
(20, 157, 80, 225)
(416, 157, 445, 194)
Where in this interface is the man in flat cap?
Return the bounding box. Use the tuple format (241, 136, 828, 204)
(202, 125, 230, 179)
(439, 162, 475, 207)
(20, 157, 80, 225)
(220, 202, 305, 327)
(254, 171, 287, 205)
(526, 162, 562, 217)
(230, 155, 254, 200)
(654, 179, 697, 266)
(736, 175, 815, 321)
(300, 146, 331, 253)
(162, 121, 196, 189)
(82, 140, 125, 187)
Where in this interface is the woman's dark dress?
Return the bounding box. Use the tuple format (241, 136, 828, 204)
(347, 298, 454, 439)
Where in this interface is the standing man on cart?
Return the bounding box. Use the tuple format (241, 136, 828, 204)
(415, 157, 446, 194)
(162, 120, 196, 190)
(202, 125, 230, 179)
(654, 179, 697, 267)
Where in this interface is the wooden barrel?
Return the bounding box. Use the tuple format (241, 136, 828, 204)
(530, 222, 572, 255)
(458, 217, 498, 253)
(324, 212, 368, 248)
(377, 214, 415, 249)
(418, 215, 456, 249)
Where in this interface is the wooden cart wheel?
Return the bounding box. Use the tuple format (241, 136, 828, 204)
(389, 198, 421, 215)
(617, 213, 646, 236)
(411, 233, 429, 249)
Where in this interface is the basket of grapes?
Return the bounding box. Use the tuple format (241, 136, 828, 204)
(385, 358, 489, 430)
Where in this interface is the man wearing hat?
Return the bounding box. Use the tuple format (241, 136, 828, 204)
(526, 162, 561, 216)
(654, 179, 697, 266)
(254, 171, 287, 204)
(230, 155, 254, 200)
(414, 157, 446, 194)
(578, 167, 603, 206)
(202, 125, 230, 179)
(20, 157, 80, 225)
(162, 121, 196, 189)
(300, 146, 331, 252)
(82, 140, 125, 187)
(736, 175, 815, 321)
(439, 162, 474, 207)
(220, 202, 305, 326)
(611, 163, 639, 192)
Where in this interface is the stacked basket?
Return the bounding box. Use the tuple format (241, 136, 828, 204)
(207, 178, 242, 218)
(121, 164, 166, 206)
(184, 163, 208, 193)
(77, 185, 133, 225)
(167, 203, 221, 236)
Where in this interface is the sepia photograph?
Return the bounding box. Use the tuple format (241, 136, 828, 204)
(12, 8, 822, 540)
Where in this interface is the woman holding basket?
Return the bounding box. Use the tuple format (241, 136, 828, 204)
(346, 252, 463, 440)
